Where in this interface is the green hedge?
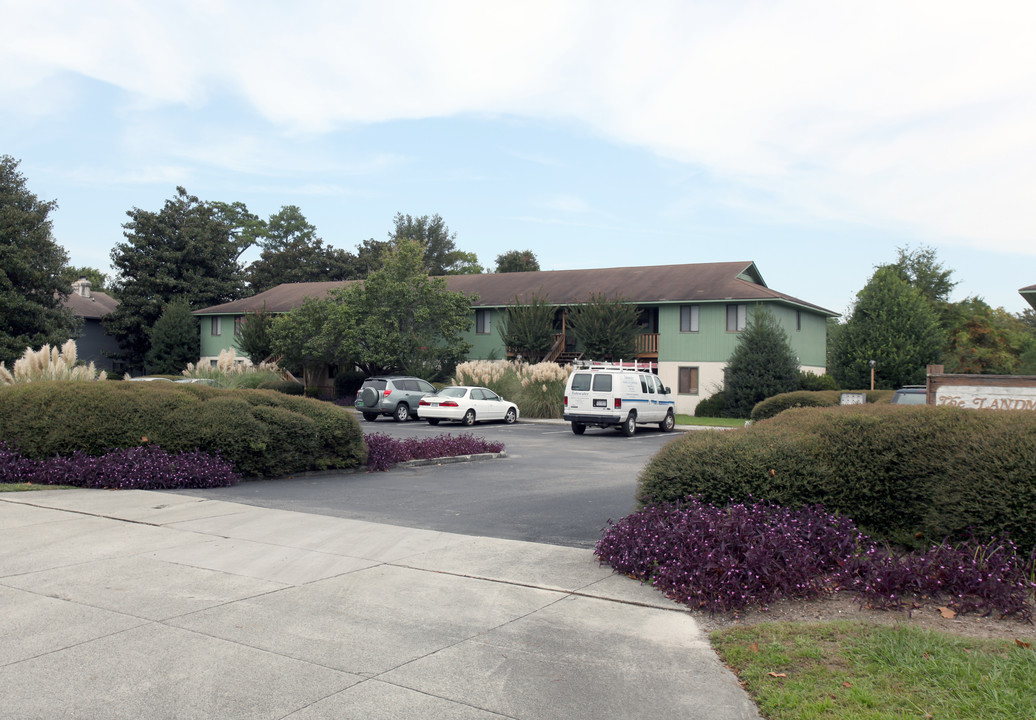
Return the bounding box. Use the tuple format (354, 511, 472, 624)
(637, 404, 1036, 550)
(0, 381, 366, 478)
(749, 389, 893, 421)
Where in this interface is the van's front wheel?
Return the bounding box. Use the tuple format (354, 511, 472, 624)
(659, 411, 675, 433)
(621, 412, 636, 437)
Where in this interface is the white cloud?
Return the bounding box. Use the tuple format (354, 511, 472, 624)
(3, 0, 1034, 254)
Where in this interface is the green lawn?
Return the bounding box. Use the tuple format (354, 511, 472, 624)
(0, 483, 76, 492)
(712, 621, 1036, 720)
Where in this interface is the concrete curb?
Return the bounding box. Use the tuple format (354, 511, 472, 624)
(399, 451, 507, 467)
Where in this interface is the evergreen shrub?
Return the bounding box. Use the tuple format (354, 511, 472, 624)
(637, 404, 1036, 550)
(257, 379, 305, 395)
(0, 381, 366, 478)
(694, 391, 726, 417)
(750, 389, 894, 421)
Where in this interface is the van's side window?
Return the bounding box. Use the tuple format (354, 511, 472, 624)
(571, 374, 592, 392)
(641, 375, 652, 393)
(592, 374, 612, 392)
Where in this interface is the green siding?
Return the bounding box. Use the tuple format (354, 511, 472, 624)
(658, 302, 827, 367)
(461, 308, 508, 359)
(766, 304, 828, 367)
(658, 302, 746, 363)
(199, 315, 239, 357)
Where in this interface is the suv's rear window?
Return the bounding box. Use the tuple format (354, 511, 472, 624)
(592, 374, 613, 392)
(571, 373, 592, 392)
(363, 379, 387, 390)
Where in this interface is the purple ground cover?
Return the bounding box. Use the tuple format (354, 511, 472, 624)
(595, 496, 1036, 621)
(0, 441, 240, 489)
(364, 432, 504, 471)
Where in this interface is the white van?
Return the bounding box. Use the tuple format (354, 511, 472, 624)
(563, 361, 676, 436)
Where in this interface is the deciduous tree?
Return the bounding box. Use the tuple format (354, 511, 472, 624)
(269, 296, 336, 386)
(0, 155, 78, 365)
(389, 213, 482, 275)
(495, 249, 540, 273)
(245, 205, 359, 292)
(105, 187, 248, 372)
(62, 266, 110, 294)
(321, 239, 472, 376)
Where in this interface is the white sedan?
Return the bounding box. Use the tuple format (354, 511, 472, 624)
(418, 386, 519, 426)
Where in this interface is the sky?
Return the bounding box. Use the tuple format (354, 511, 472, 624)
(2, 0, 1034, 317)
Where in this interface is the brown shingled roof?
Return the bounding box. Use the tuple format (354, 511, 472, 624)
(194, 262, 837, 316)
(61, 291, 119, 319)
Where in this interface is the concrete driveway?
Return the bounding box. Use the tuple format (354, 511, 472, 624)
(1, 489, 761, 720)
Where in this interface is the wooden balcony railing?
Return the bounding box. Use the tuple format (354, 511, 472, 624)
(635, 333, 659, 357)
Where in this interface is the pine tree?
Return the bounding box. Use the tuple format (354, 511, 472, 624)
(722, 309, 800, 418)
(831, 266, 943, 389)
(145, 298, 200, 374)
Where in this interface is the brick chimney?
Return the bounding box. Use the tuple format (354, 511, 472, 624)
(71, 277, 92, 298)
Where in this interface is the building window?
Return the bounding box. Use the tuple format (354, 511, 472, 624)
(726, 304, 746, 332)
(678, 367, 699, 395)
(234, 316, 245, 336)
(476, 309, 491, 334)
(680, 305, 699, 333)
(211, 317, 222, 336)
(796, 310, 802, 331)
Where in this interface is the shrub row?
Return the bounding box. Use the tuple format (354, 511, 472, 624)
(749, 389, 893, 421)
(637, 404, 1036, 550)
(365, 432, 504, 472)
(595, 497, 1036, 619)
(0, 441, 239, 489)
(0, 381, 367, 478)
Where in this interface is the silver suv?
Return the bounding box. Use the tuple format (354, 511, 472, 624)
(356, 376, 437, 422)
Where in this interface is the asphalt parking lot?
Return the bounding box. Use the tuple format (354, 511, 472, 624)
(173, 414, 689, 548)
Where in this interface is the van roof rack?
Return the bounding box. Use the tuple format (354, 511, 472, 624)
(572, 359, 658, 372)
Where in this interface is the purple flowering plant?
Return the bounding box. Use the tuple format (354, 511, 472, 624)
(364, 433, 504, 472)
(595, 496, 1036, 621)
(0, 440, 239, 489)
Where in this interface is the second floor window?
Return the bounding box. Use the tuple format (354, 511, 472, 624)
(211, 317, 222, 336)
(476, 309, 491, 334)
(726, 304, 746, 332)
(680, 305, 699, 333)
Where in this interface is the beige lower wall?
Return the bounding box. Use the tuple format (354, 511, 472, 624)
(657, 362, 827, 416)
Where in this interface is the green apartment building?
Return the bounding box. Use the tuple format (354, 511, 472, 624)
(194, 261, 836, 414)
